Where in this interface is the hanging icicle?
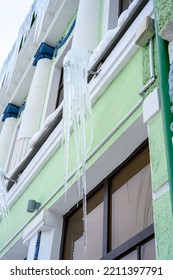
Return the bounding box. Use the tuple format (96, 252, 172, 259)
(0, 0, 50, 89)
(34, 0, 50, 41)
(0, 168, 12, 234)
(63, 46, 93, 251)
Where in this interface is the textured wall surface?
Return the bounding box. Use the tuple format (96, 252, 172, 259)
(148, 113, 168, 191)
(153, 191, 173, 259)
(155, 0, 173, 38)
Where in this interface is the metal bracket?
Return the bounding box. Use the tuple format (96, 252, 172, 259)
(88, 69, 101, 78)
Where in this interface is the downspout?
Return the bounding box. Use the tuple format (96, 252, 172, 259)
(153, 1, 173, 212)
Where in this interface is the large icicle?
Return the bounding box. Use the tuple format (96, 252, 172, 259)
(0, 168, 12, 235)
(34, 0, 50, 41)
(63, 46, 93, 251)
(0, 0, 50, 89)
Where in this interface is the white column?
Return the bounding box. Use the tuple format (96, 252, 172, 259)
(23, 210, 63, 260)
(27, 234, 38, 260)
(72, 0, 101, 52)
(0, 103, 19, 168)
(11, 44, 54, 167)
(0, 118, 17, 168)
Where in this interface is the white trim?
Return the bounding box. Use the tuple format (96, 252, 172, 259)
(143, 88, 160, 123)
(23, 209, 62, 244)
(152, 182, 169, 201)
(7, 0, 153, 211)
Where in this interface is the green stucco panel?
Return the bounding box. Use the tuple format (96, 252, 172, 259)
(148, 113, 168, 191)
(155, 0, 173, 36)
(153, 191, 173, 259)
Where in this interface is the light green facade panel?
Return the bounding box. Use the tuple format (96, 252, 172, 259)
(153, 191, 173, 259)
(148, 113, 168, 191)
(155, 0, 173, 35)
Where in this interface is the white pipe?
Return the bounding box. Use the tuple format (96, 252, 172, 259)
(139, 38, 155, 96)
(149, 38, 154, 78)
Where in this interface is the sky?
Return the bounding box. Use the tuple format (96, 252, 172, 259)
(0, 0, 34, 71)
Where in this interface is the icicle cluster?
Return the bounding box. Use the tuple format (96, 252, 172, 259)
(0, 0, 50, 89)
(63, 46, 93, 251)
(0, 168, 11, 234)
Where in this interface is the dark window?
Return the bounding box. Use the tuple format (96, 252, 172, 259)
(119, 0, 134, 16)
(61, 142, 155, 260)
(62, 187, 104, 260)
(55, 68, 64, 109)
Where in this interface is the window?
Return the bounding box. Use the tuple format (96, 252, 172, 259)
(102, 0, 135, 36)
(119, 0, 134, 16)
(61, 142, 155, 260)
(62, 187, 104, 260)
(55, 68, 64, 109)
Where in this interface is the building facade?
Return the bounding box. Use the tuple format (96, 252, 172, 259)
(0, 0, 173, 260)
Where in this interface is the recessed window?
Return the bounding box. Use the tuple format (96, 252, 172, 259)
(61, 143, 155, 260)
(103, 0, 135, 35)
(119, 0, 134, 16)
(55, 68, 64, 109)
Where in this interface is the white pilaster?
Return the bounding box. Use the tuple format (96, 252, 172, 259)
(0, 117, 17, 168)
(72, 0, 101, 52)
(143, 88, 160, 123)
(23, 209, 63, 260)
(12, 58, 52, 167)
(27, 234, 38, 260)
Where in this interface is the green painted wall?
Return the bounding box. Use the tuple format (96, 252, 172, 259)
(153, 191, 173, 259)
(155, 0, 173, 35)
(0, 49, 144, 256)
(148, 109, 173, 260)
(148, 113, 168, 191)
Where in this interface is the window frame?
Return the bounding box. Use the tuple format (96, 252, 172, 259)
(60, 140, 155, 260)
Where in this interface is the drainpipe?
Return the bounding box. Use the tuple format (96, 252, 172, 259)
(154, 1, 173, 212)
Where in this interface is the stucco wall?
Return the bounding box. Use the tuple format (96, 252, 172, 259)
(153, 191, 173, 259)
(155, 0, 173, 39)
(148, 113, 168, 191)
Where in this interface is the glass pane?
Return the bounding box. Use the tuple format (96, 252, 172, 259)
(73, 202, 103, 260)
(141, 239, 156, 260)
(119, 0, 133, 15)
(63, 187, 104, 259)
(120, 250, 137, 260)
(111, 148, 153, 250)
